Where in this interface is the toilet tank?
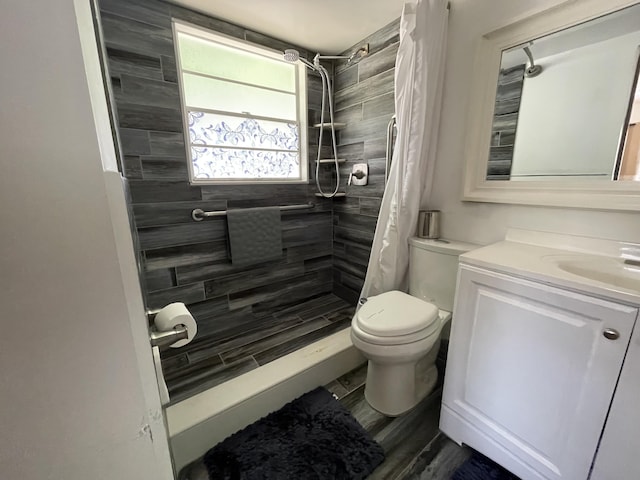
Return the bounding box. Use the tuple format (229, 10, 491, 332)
(409, 237, 478, 312)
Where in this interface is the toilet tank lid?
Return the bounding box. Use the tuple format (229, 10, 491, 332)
(409, 237, 479, 255)
(356, 290, 439, 337)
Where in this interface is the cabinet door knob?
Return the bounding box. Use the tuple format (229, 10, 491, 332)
(603, 328, 620, 340)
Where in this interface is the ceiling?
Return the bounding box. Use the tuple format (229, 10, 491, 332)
(171, 0, 406, 54)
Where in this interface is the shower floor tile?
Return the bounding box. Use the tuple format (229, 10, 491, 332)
(166, 293, 354, 404)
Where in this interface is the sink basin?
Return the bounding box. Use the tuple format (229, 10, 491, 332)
(546, 255, 640, 292)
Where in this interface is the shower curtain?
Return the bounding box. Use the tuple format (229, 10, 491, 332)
(360, 0, 449, 299)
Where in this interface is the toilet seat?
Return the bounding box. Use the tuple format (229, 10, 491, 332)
(353, 290, 441, 346)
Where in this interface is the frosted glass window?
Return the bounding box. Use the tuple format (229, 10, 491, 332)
(173, 21, 307, 184)
(191, 147, 300, 179)
(183, 73, 297, 121)
(188, 112, 298, 151)
(177, 33, 296, 92)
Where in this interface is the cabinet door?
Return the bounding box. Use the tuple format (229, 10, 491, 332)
(441, 265, 637, 480)
(590, 322, 640, 480)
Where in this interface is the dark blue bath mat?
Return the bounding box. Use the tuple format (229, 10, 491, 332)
(201, 387, 384, 480)
(451, 452, 521, 480)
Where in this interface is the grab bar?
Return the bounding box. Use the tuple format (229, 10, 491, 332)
(192, 202, 315, 221)
(385, 114, 397, 185)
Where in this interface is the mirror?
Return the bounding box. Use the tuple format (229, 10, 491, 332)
(487, 4, 640, 182)
(462, 0, 640, 210)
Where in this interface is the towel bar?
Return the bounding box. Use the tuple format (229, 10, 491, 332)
(192, 202, 315, 221)
(385, 114, 397, 185)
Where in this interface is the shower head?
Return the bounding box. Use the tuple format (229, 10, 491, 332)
(346, 44, 369, 65)
(523, 46, 542, 78)
(283, 49, 299, 63)
(283, 49, 316, 69)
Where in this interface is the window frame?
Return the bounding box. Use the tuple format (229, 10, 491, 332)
(172, 20, 308, 185)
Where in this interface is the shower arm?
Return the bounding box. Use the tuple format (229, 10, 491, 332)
(284, 45, 368, 71)
(313, 44, 369, 67)
(523, 46, 536, 69)
(315, 54, 352, 61)
(299, 57, 315, 69)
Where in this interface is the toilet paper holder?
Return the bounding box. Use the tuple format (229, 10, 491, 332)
(150, 325, 188, 348)
(147, 308, 189, 349)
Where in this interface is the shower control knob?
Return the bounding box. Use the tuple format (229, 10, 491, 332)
(603, 328, 620, 340)
(349, 163, 369, 186)
(349, 171, 364, 186)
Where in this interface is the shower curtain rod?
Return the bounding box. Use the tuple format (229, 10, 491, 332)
(191, 202, 315, 221)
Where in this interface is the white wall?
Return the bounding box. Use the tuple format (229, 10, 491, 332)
(0, 0, 172, 478)
(511, 32, 640, 178)
(429, 0, 640, 246)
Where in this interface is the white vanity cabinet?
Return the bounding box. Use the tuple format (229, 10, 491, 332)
(441, 264, 638, 480)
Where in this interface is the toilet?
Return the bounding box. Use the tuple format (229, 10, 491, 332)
(351, 237, 477, 416)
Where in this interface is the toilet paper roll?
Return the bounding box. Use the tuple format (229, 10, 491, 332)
(154, 302, 197, 348)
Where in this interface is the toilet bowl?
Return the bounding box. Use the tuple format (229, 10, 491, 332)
(351, 290, 450, 416)
(350, 237, 477, 417)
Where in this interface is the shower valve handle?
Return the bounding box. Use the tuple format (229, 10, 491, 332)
(349, 164, 369, 186)
(348, 170, 364, 186)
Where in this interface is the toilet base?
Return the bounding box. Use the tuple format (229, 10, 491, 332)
(363, 344, 440, 417)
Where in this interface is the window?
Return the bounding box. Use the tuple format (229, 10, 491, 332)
(173, 22, 308, 184)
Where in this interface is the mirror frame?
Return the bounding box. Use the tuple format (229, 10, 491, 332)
(462, 0, 640, 211)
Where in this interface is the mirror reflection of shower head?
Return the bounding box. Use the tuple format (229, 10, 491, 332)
(523, 45, 542, 78)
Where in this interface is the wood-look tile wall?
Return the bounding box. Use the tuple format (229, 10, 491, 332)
(97, 0, 335, 382)
(332, 20, 400, 304)
(487, 64, 526, 180)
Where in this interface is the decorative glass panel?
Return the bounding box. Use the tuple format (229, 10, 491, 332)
(188, 111, 298, 151)
(191, 147, 300, 179)
(177, 32, 296, 92)
(183, 73, 297, 121)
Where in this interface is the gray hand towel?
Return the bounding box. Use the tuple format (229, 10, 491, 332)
(226, 206, 283, 267)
